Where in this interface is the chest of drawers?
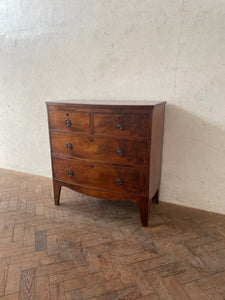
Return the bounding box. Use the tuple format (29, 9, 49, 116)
(46, 100, 166, 226)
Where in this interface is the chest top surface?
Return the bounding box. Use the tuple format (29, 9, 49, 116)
(46, 99, 166, 108)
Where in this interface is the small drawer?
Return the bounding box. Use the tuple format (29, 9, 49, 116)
(48, 110, 90, 133)
(52, 156, 147, 195)
(94, 113, 149, 137)
(50, 132, 148, 165)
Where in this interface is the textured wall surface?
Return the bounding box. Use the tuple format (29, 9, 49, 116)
(0, 1, 225, 213)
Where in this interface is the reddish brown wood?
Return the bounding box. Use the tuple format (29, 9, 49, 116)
(48, 110, 90, 133)
(52, 179, 147, 202)
(53, 179, 62, 205)
(46, 101, 166, 226)
(50, 132, 148, 165)
(94, 112, 149, 137)
(136, 197, 151, 227)
(53, 177, 150, 226)
(52, 156, 147, 195)
(46, 99, 166, 109)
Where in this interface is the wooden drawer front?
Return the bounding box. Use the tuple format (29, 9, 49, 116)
(48, 110, 90, 133)
(52, 156, 147, 195)
(51, 132, 148, 165)
(94, 113, 149, 137)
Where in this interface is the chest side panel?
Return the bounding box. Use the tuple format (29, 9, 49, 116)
(149, 104, 165, 198)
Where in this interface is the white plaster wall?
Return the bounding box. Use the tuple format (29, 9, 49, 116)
(0, 1, 225, 213)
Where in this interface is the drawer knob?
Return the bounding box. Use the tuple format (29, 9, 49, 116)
(116, 148, 123, 156)
(66, 143, 73, 150)
(89, 137, 94, 142)
(65, 119, 71, 127)
(115, 122, 123, 130)
(115, 177, 123, 185)
(67, 169, 73, 176)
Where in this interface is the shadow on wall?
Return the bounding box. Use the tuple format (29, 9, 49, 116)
(160, 104, 225, 214)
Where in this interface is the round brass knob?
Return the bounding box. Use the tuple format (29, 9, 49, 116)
(67, 169, 73, 176)
(115, 122, 123, 130)
(65, 119, 71, 127)
(90, 137, 94, 142)
(66, 143, 73, 150)
(116, 148, 123, 156)
(115, 177, 123, 185)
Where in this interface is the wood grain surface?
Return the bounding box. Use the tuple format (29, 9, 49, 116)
(0, 168, 225, 299)
(50, 132, 148, 165)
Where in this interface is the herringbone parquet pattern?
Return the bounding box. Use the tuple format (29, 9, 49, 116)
(0, 168, 225, 300)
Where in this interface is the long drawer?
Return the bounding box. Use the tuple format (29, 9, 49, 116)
(48, 110, 90, 133)
(52, 156, 147, 195)
(50, 132, 148, 165)
(94, 113, 149, 137)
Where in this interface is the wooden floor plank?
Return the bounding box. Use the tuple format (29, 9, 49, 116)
(0, 168, 225, 300)
(0, 293, 19, 300)
(35, 230, 47, 252)
(35, 275, 50, 300)
(19, 269, 35, 300)
(5, 265, 21, 295)
(65, 289, 83, 300)
(128, 263, 154, 296)
(13, 224, 24, 243)
(184, 282, 210, 300)
(0, 258, 9, 296)
(50, 282, 66, 300)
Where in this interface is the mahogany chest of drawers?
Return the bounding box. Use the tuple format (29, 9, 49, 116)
(46, 100, 166, 226)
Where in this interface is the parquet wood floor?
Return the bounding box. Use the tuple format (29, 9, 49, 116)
(0, 168, 225, 300)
